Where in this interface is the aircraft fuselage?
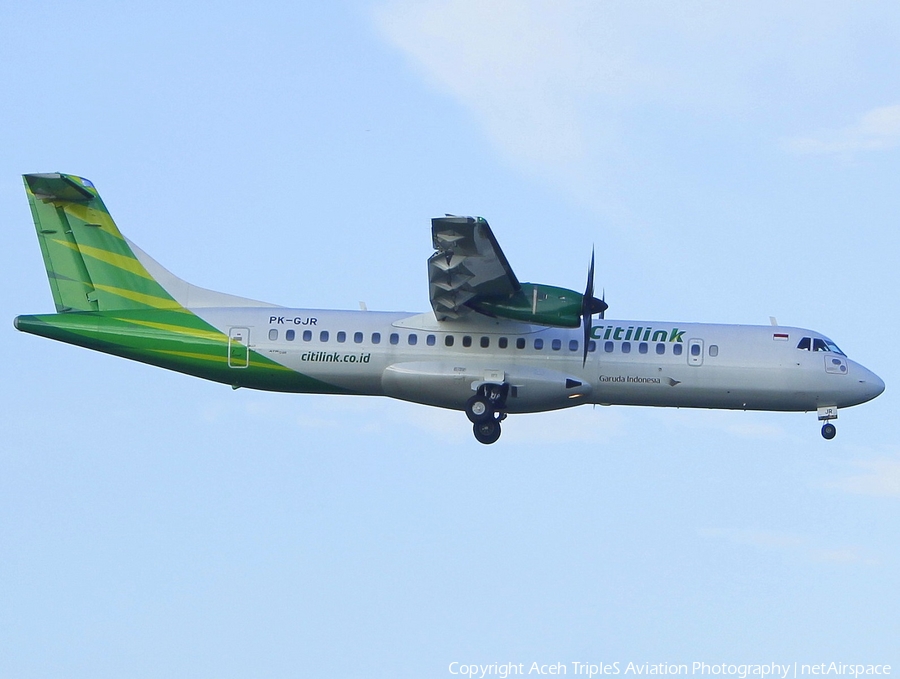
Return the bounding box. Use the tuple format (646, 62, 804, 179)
(16, 173, 884, 444)
(17, 306, 883, 418)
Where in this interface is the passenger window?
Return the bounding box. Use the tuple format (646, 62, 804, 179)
(673, 344, 682, 356)
(354, 332, 363, 344)
(588, 340, 596, 353)
(551, 339, 561, 351)
(319, 331, 329, 342)
(462, 336, 472, 348)
(499, 337, 508, 349)
(639, 342, 648, 354)
(390, 333, 399, 345)
(372, 332, 381, 344)
(516, 338, 526, 349)
(427, 334, 436, 346)
(622, 341, 631, 354)
(480, 336, 490, 348)
(656, 343, 665, 355)
(534, 339, 544, 350)
(337, 331, 346, 343)
(605, 341, 614, 353)
(797, 337, 811, 351)
(709, 345, 719, 357)
(286, 329, 295, 341)
(303, 330, 312, 342)
(569, 339, 579, 352)
(445, 335, 454, 347)
(408, 334, 417, 345)
(269, 329, 278, 341)
(691, 343, 701, 356)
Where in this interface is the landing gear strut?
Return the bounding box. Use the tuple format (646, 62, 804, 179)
(466, 383, 509, 444)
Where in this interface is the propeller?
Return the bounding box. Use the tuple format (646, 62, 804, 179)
(581, 248, 608, 366)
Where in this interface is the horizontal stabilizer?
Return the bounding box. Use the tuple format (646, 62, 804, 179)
(24, 173, 94, 203)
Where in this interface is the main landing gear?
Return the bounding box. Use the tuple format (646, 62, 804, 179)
(818, 406, 838, 440)
(465, 383, 509, 445)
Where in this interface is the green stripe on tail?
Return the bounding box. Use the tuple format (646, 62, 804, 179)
(24, 173, 181, 312)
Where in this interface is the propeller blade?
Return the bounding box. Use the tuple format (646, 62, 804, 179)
(582, 249, 596, 367)
(580, 249, 610, 366)
(586, 249, 595, 300)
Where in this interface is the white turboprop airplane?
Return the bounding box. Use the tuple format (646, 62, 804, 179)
(15, 173, 884, 443)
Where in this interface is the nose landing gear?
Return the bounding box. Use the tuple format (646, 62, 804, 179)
(817, 406, 838, 440)
(466, 383, 509, 444)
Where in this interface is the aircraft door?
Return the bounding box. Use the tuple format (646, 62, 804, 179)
(688, 338, 704, 366)
(228, 327, 250, 368)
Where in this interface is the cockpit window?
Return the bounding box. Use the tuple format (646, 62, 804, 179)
(798, 335, 846, 355)
(824, 339, 846, 356)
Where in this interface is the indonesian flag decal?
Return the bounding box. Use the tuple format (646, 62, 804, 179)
(773, 332, 789, 341)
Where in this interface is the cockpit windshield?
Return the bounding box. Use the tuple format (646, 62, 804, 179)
(823, 339, 845, 355)
(797, 336, 845, 356)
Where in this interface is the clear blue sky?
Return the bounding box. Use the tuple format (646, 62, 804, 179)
(2, 2, 898, 677)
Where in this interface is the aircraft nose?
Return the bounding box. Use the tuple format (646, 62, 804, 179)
(854, 363, 885, 403)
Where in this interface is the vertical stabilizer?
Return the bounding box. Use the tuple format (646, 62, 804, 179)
(23, 173, 181, 312)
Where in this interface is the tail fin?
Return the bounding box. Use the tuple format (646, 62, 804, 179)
(24, 173, 181, 312)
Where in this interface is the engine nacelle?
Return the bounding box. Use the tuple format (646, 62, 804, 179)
(468, 283, 584, 327)
(382, 361, 592, 413)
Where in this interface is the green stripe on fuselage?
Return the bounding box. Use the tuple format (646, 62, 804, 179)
(14, 309, 347, 394)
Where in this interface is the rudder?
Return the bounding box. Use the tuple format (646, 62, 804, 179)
(24, 173, 181, 312)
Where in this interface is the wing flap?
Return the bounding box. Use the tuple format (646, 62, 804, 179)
(428, 216, 520, 320)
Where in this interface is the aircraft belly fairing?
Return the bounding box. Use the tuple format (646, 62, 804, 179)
(382, 361, 592, 413)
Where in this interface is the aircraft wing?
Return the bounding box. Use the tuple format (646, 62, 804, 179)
(428, 216, 521, 320)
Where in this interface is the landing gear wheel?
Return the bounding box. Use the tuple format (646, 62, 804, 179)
(821, 423, 837, 440)
(465, 395, 493, 423)
(473, 419, 502, 445)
